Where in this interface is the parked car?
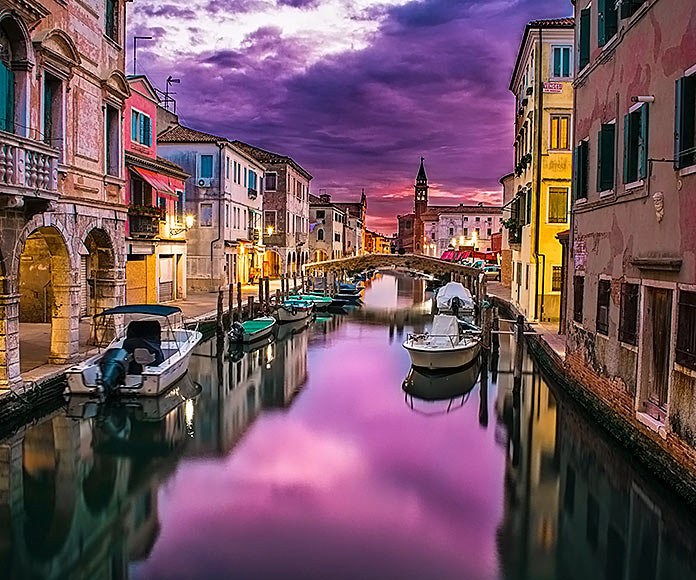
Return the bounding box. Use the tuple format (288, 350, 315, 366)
(483, 265, 501, 281)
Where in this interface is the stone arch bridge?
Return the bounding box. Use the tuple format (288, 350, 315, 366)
(303, 253, 486, 300)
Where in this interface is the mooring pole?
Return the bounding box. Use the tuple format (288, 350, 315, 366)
(513, 314, 525, 388)
(216, 288, 224, 336)
(248, 296, 255, 320)
(237, 281, 242, 316)
(228, 283, 234, 326)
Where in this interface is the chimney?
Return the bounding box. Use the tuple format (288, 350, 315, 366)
(320, 193, 331, 203)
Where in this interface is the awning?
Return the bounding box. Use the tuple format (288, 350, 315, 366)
(130, 166, 179, 199)
(441, 251, 454, 260)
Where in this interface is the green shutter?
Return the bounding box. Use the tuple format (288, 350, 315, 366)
(580, 8, 591, 69)
(598, 0, 606, 47)
(623, 114, 630, 183)
(677, 76, 696, 169)
(131, 111, 137, 141)
(606, 1, 618, 39)
(0, 62, 14, 133)
(598, 124, 616, 191)
(573, 144, 580, 200)
(596, 130, 603, 192)
(675, 77, 684, 169)
(639, 104, 649, 179)
(563, 47, 571, 77)
(144, 116, 151, 147)
(553, 48, 561, 77)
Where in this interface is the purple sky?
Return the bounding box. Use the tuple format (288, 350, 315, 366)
(128, 0, 572, 232)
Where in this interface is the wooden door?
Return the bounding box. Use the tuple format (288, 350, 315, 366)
(645, 287, 671, 421)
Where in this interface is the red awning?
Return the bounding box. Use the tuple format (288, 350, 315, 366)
(130, 166, 179, 199)
(440, 251, 454, 260)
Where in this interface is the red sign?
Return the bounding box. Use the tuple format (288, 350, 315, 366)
(543, 82, 563, 93)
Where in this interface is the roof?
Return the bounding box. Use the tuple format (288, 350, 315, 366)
(231, 140, 313, 181)
(125, 151, 190, 180)
(421, 205, 503, 220)
(509, 16, 575, 91)
(158, 124, 224, 143)
(416, 157, 428, 184)
(96, 304, 182, 317)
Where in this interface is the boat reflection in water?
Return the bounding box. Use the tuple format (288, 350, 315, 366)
(402, 360, 481, 414)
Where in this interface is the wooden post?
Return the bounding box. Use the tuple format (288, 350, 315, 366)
(264, 277, 270, 306)
(479, 354, 489, 428)
(293, 272, 297, 293)
(492, 307, 500, 354)
(275, 289, 280, 306)
(258, 276, 264, 306)
(248, 296, 255, 320)
(513, 314, 525, 384)
(237, 281, 242, 316)
(481, 296, 491, 351)
(216, 288, 224, 335)
(323, 272, 327, 296)
(228, 283, 234, 326)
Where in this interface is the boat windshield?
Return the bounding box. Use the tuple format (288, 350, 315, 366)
(431, 315, 459, 336)
(91, 311, 185, 349)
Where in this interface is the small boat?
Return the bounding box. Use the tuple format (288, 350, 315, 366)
(276, 316, 311, 340)
(402, 361, 481, 402)
(403, 314, 481, 370)
(66, 305, 202, 397)
(339, 282, 363, 294)
(291, 294, 333, 311)
(435, 282, 476, 320)
(228, 316, 276, 343)
(277, 298, 314, 323)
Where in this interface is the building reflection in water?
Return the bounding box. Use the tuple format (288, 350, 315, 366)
(0, 319, 312, 579)
(494, 332, 696, 580)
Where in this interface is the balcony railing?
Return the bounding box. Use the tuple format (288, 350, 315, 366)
(129, 214, 160, 238)
(0, 132, 59, 196)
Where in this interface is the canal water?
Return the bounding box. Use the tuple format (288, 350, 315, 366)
(4, 272, 696, 579)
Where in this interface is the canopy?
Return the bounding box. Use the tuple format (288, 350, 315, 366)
(440, 250, 472, 261)
(431, 315, 459, 336)
(436, 282, 475, 311)
(130, 166, 178, 199)
(96, 304, 182, 317)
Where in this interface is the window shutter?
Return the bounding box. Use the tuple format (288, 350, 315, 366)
(579, 9, 591, 69)
(598, 124, 616, 191)
(639, 104, 649, 179)
(563, 47, 571, 77)
(144, 116, 151, 147)
(573, 144, 580, 200)
(131, 111, 137, 141)
(598, 0, 606, 47)
(623, 114, 630, 183)
(606, 1, 618, 39)
(596, 130, 603, 192)
(553, 48, 561, 77)
(620, 0, 634, 18)
(580, 140, 589, 198)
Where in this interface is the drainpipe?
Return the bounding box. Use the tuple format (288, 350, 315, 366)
(210, 142, 224, 289)
(533, 25, 545, 321)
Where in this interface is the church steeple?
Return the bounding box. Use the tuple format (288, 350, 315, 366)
(415, 157, 428, 215)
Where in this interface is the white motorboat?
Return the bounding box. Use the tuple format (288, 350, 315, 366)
(66, 305, 202, 397)
(228, 316, 277, 343)
(277, 299, 314, 323)
(403, 314, 481, 370)
(435, 282, 476, 320)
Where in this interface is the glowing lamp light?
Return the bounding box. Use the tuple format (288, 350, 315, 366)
(185, 214, 194, 229)
(451, 238, 457, 246)
(459, 236, 465, 245)
(267, 225, 275, 235)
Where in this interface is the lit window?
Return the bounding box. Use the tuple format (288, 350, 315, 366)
(550, 115, 571, 150)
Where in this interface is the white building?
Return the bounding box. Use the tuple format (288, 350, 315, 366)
(422, 204, 504, 256)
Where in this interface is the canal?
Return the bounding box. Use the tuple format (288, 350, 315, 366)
(3, 272, 696, 579)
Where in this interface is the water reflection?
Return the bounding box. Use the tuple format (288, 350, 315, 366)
(0, 273, 695, 579)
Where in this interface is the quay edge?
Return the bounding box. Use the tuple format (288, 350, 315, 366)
(491, 295, 696, 510)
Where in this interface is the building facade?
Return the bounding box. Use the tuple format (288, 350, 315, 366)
(508, 18, 574, 322)
(124, 76, 189, 304)
(158, 125, 265, 291)
(499, 172, 515, 287)
(0, 0, 132, 388)
(309, 194, 345, 261)
(567, 0, 696, 453)
(232, 141, 311, 277)
(333, 192, 367, 258)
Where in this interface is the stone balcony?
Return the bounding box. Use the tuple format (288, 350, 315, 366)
(0, 132, 59, 205)
(128, 214, 160, 238)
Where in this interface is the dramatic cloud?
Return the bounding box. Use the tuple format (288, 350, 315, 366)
(128, 0, 571, 232)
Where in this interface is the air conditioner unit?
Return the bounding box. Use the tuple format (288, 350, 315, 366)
(197, 177, 212, 188)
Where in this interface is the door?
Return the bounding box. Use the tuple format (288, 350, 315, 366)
(644, 287, 671, 421)
(80, 255, 89, 317)
(159, 255, 174, 302)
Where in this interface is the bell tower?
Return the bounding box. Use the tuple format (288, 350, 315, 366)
(415, 157, 428, 216)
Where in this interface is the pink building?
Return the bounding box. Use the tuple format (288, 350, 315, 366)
(125, 76, 189, 303)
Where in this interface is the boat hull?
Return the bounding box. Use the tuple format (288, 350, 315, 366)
(277, 306, 313, 323)
(403, 340, 480, 370)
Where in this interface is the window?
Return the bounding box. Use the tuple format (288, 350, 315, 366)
(200, 155, 213, 179)
(175, 190, 184, 222)
(334, 233, 341, 242)
(550, 115, 571, 150)
(130, 177, 151, 206)
(598, 0, 618, 46)
(552, 266, 563, 292)
(525, 264, 529, 290)
(597, 279, 611, 335)
(677, 290, 696, 370)
(597, 123, 616, 191)
(105, 104, 120, 177)
(574, 276, 584, 323)
(623, 104, 649, 184)
(265, 172, 277, 191)
(317, 228, 324, 241)
(131, 110, 151, 147)
(675, 74, 696, 169)
(233, 161, 238, 183)
(548, 187, 569, 223)
(579, 8, 591, 70)
(264, 211, 276, 232)
(463, 228, 468, 236)
(464, 217, 468, 222)
(475, 228, 480, 236)
(574, 140, 589, 199)
(200, 203, 213, 227)
(243, 167, 247, 187)
(105, 0, 118, 42)
(316, 210, 325, 219)
(620, 0, 646, 19)
(226, 157, 229, 179)
(475, 217, 480, 222)
(552, 46, 572, 79)
(449, 227, 454, 236)
(619, 282, 639, 345)
(487, 217, 492, 222)
(487, 228, 492, 236)
(158, 196, 167, 221)
(225, 203, 229, 228)
(248, 170, 257, 191)
(43, 72, 63, 151)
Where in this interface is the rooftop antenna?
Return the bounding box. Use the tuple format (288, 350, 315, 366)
(164, 75, 181, 113)
(133, 35, 153, 76)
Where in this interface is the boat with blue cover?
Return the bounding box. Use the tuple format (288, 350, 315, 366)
(277, 298, 314, 323)
(229, 316, 277, 343)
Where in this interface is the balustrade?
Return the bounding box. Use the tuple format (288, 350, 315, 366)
(0, 133, 59, 195)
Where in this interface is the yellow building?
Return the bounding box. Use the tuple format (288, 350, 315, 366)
(507, 17, 574, 322)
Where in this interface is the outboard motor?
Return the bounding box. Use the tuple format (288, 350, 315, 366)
(98, 348, 129, 396)
(451, 296, 463, 318)
(229, 321, 245, 343)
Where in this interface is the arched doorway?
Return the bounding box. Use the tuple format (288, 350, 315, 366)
(263, 250, 281, 279)
(82, 228, 118, 344)
(18, 226, 78, 371)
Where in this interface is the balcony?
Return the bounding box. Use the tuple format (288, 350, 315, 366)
(0, 132, 59, 201)
(129, 213, 161, 238)
(248, 187, 258, 200)
(248, 227, 261, 244)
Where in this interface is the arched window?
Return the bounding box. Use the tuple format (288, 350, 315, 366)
(0, 28, 15, 133)
(317, 228, 324, 241)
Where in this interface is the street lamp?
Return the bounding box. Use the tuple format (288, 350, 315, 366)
(266, 225, 275, 236)
(170, 214, 195, 236)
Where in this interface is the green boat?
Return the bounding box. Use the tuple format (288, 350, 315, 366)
(229, 316, 277, 343)
(292, 294, 333, 310)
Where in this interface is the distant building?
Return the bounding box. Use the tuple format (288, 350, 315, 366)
(397, 159, 502, 255)
(364, 230, 390, 254)
(309, 194, 345, 261)
(333, 191, 367, 257)
(158, 125, 266, 290)
(232, 141, 311, 277)
(507, 17, 574, 322)
(125, 76, 190, 304)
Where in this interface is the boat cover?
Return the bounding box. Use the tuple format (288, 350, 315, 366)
(436, 283, 475, 311)
(431, 315, 459, 336)
(97, 304, 181, 317)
